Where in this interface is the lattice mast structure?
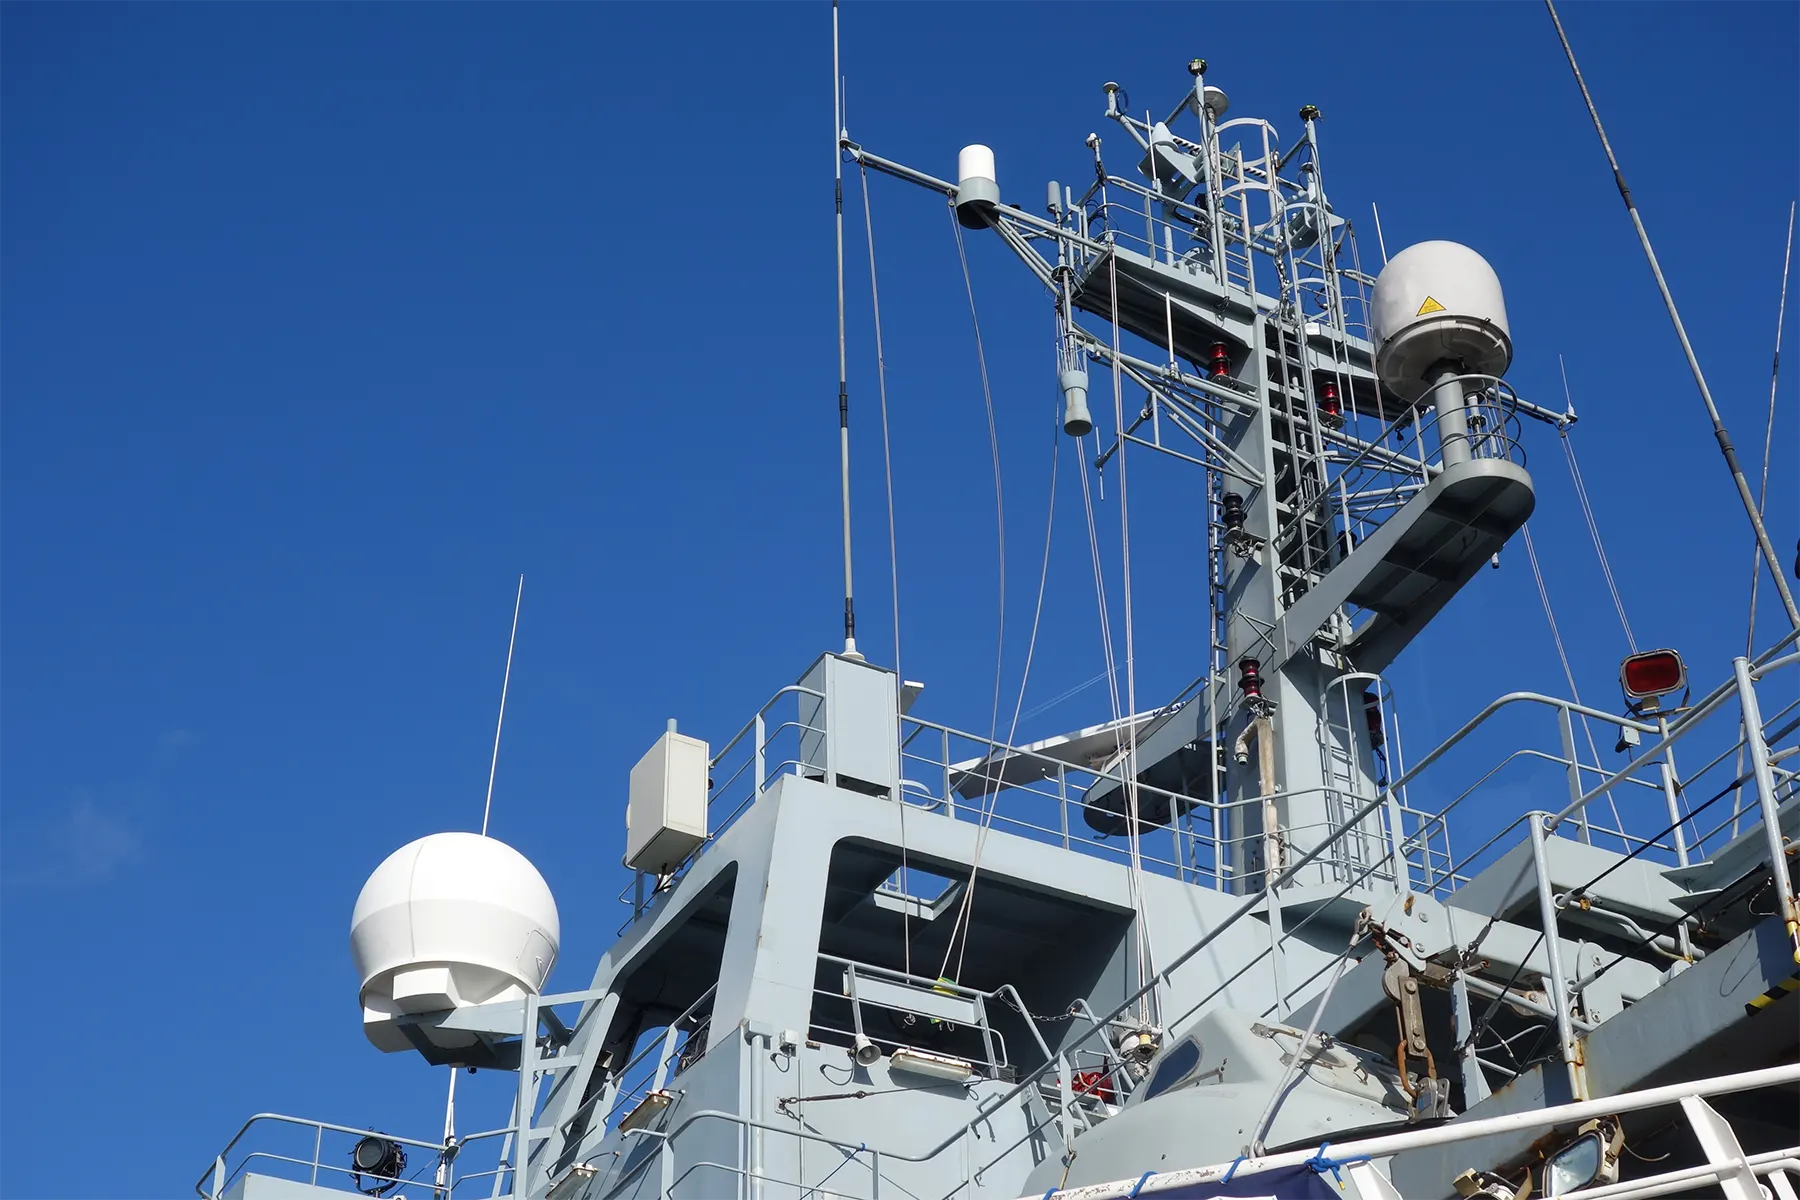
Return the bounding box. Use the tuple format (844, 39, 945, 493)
(851, 61, 1555, 895)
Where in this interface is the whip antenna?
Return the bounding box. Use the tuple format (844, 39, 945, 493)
(480, 574, 525, 838)
(1547, 0, 1800, 630)
(833, 0, 860, 658)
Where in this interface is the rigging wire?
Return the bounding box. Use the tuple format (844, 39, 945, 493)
(1020, 666, 1117, 724)
(937, 211, 1005, 981)
(1546, 0, 1800, 631)
(857, 160, 911, 976)
(1105, 251, 1158, 1024)
(1734, 202, 1794, 837)
(1747, 201, 1795, 657)
(950, 419, 1060, 983)
(1520, 528, 1630, 837)
(936, 213, 1059, 983)
(1557, 361, 1637, 654)
(1248, 922, 1367, 1154)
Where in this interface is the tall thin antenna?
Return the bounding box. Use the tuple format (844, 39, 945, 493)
(1370, 201, 1389, 266)
(833, 0, 860, 659)
(480, 574, 525, 839)
(1747, 200, 1795, 655)
(433, 1066, 457, 1198)
(1546, 0, 1800, 631)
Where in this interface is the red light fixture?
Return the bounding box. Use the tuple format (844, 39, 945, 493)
(1621, 649, 1686, 701)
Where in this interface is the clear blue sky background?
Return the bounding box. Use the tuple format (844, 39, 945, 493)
(3, 3, 1795, 1197)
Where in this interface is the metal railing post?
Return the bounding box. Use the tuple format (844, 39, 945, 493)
(942, 728, 953, 819)
(1529, 812, 1586, 1100)
(1558, 705, 1592, 845)
(1732, 657, 1800, 963)
(1058, 765, 1070, 849)
(844, 964, 866, 1042)
(1054, 1052, 1075, 1152)
(312, 1124, 323, 1185)
(753, 713, 765, 800)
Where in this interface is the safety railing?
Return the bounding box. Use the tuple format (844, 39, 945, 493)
(618, 684, 826, 925)
(195, 1113, 449, 1200)
(203, 642, 1798, 1200)
(562, 982, 719, 1158)
(1274, 375, 1525, 577)
(805, 954, 1057, 1081)
(896, 711, 1229, 887)
(1077, 187, 1364, 340)
(1041, 1062, 1800, 1200)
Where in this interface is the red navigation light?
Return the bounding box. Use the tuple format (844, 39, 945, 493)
(1621, 649, 1686, 700)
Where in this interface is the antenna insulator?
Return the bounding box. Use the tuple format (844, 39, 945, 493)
(1221, 492, 1246, 534)
(1237, 658, 1264, 699)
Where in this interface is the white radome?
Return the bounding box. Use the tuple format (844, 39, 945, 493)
(350, 831, 560, 1052)
(1371, 240, 1512, 403)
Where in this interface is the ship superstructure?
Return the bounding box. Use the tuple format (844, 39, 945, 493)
(198, 22, 1800, 1200)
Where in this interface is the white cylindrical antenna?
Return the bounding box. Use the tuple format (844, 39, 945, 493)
(480, 574, 525, 839)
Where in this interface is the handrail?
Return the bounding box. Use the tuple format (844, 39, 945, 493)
(195, 1113, 445, 1199)
(1045, 1062, 1800, 1198)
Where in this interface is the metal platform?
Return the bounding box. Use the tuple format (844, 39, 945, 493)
(1278, 456, 1536, 673)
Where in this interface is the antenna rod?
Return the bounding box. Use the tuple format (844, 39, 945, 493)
(433, 1066, 457, 1198)
(1546, 0, 1800, 631)
(1747, 200, 1794, 654)
(480, 574, 524, 838)
(833, 0, 859, 658)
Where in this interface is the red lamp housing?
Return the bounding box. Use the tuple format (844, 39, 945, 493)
(1621, 649, 1686, 700)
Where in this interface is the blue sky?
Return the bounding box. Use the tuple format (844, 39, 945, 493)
(2, 3, 1795, 1196)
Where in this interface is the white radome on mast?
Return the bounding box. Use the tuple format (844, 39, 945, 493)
(350, 831, 560, 1053)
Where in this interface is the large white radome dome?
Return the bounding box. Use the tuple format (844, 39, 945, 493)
(350, 832, 560, 1053)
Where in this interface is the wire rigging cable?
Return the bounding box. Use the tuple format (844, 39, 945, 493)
(857, 161, 912, 976)
(1747, 201, 1794, 657)
(936, 214, 1060, 984)
(1558, 362, 1637, 655)
(1106, 252, 1159, 1024)
(1546, 0, 1800, 631)
(1520, 525, 1630, 838)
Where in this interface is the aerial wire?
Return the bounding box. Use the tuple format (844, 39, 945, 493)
(934, 217, 1064, 984)
(1747, 201, 1794, 657)
(480, 574, 524, 839)
(1520, 528, 1630, 838)
(1106, 250, 1158, 1024)
(857, 159, 912, 974)
(832, 0, 859, 658)
(936, 212, 1013, 982)
(1546, 0, 1800, 631)
(1735, 201, 1793, 837)
(1557, 358, 1637, 653)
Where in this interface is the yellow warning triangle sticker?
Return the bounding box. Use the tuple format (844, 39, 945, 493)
(1416, 295, 1446, 316)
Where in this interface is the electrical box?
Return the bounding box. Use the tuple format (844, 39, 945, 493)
(626, 730, 710, 875)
